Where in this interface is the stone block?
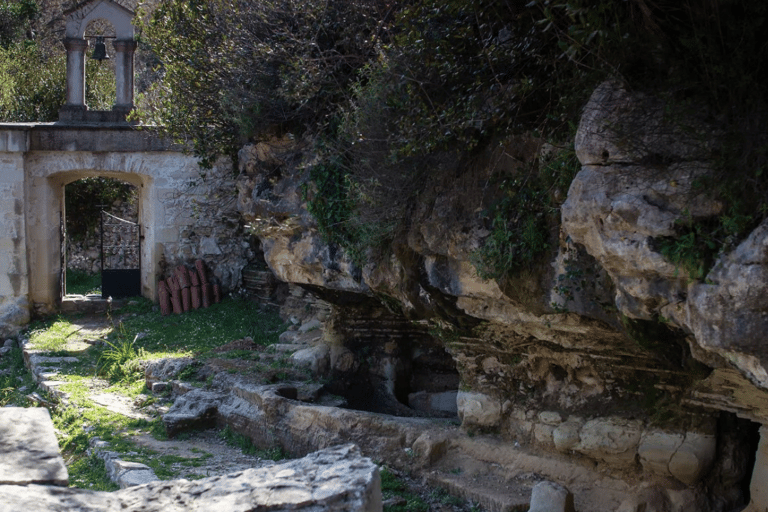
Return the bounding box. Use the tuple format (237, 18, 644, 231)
(553, 420, 582, 452)
(638, 430, 684, 478)
(668, 433, 716, 485)
(0, 129, 29, 153)
(291, 344, 330, 376)
(412, 432, 448, 465)
(527, 481, 575, 512)
(574, 417, 643, 464)
(457, 391, 501, 427)
(538, 411, 563, 425)
(533, 423, 555, 447)
(408, 391, 458, 417)
(0, 407, 68, 486)
(0, 444, 381, 512)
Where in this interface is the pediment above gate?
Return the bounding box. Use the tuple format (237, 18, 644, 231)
(64, 0, 135, 40)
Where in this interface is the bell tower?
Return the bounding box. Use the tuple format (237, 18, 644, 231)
(59, 0, 137, 123)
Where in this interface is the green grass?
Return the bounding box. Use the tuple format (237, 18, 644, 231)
(380, 467, 429, 512)
(218, 426, 288, 460)
(116, 298, 286, 358)
(25, 316, 90, 352)
(0, 347, 36, 407)
(9, 297, 287, 490)
(66, 270, 101, 295)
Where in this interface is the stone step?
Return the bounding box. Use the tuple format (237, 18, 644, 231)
(0, 407, 69, 487)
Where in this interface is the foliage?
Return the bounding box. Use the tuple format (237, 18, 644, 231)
(136, 0, 768, 280)
(65, 177, 137, 240)
(472, 141, 579, 280)
(380, 467, 429, 512)
(96, 329, 147, 382)
(0, 0, 37, 47)
(0, 41, 116, 122)
(135, 0, 388, 167)
(656, 201, 757, 281)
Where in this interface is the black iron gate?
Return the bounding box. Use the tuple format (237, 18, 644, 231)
(100, 209, 141, 298)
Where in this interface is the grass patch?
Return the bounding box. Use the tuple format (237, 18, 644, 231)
(67, 455, 119, 491)
(9, 297, 289, 489)
(26, 317, 92, 352)
(116, 298, 286, 358)
(0, 347, 35, 407)
(218, 426, 287, 460)
(66, 269, 101, 296)
(380, 467, 429, 512)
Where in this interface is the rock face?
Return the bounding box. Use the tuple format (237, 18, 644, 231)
(230, 80, 768, 509)
(565, 80, 768, 391)
(0, 444, 381, 512)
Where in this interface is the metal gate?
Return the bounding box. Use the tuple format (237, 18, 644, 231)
(100, 209, 141, 298)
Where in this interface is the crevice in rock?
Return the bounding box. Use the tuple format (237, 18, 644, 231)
(701, 412, 761, 512)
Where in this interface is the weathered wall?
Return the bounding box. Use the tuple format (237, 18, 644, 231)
(0, 130, 30, 337)
(0, 124, 248, 336)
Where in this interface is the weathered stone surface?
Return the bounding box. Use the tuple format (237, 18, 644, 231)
(457, 391, 501, 427)
(667, 433, 716, 485)
(0, 444, 381, 512)
(0, 407, 68, 486)
(411, 432, 448, 465)
(684, 219, 768, 389)
(684, 368, 768, 425)
(745, 426, 768, 512)
(527, 481, 575, 512)
(291, 344, 330, 376)
(145, 357, 195, 387)
(574, 417, 643, 464)
(575, 80, 718, 166)
(408, 391, 458, 417)
(553, 418, 583, 453)
(638, 431, 684, 478)
(162, 388, 224, 435)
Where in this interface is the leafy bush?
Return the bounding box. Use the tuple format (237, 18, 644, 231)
(97, 329, 147, 382)
(136, 0, 768, 279)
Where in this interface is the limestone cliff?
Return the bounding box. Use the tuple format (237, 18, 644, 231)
(236, 80, 768, 508)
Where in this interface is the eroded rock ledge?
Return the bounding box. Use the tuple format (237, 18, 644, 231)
(0, 407, 381, 512)
(235, 79, 768, 511)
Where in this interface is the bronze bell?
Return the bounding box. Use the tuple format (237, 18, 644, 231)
(91, 36, 108, 61)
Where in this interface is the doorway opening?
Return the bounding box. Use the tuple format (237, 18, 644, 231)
(63, 177, 139, 298)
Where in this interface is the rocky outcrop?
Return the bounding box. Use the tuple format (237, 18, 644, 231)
(235, 80, 768, 510)
(565, 80, 768, 391)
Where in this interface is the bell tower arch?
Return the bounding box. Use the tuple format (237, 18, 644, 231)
(59, 0, 137, 123)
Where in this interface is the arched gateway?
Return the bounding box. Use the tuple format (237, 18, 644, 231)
(0, 1, 247, 336)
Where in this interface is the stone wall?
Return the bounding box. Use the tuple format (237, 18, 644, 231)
(0, 408, 382, 512)
(0, 131, 29, 338)
(0, 124, 251, 336)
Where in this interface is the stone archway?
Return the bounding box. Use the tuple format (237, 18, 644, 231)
(26, 159, 155, 312)
(60, 172, 147, 298)
(1, 124, 247, 336)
